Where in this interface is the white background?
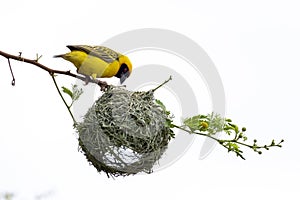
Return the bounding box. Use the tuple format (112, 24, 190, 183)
(0, 0, 299, 199)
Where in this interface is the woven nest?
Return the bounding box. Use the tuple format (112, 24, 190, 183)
(76, 86, 174, 177)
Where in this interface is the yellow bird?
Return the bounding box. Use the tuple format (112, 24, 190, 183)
(54, 45, 132, 84)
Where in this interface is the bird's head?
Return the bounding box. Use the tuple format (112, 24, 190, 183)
(116, 55, 132, 84)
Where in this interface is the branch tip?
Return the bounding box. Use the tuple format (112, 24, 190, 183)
(7, 58, 16, 86)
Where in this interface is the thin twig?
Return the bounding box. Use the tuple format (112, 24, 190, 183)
(51, 74, 77, 126)
(151, 76, 172, 92)
(172, 124, 283, 160)
(172, 124, 219, 142)
(7, 59, 15, 86)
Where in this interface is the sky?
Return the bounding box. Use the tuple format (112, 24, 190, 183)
(0, 0, 300, 199)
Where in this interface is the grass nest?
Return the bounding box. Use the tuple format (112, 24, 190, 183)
(76, 82, 174, 177)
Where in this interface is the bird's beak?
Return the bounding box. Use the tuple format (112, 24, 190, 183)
(120, 71, 130, 84)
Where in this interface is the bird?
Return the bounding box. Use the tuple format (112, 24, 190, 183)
(54, 45, 132, 84)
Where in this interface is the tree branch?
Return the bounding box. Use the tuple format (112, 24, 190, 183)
(0, 50, 108, 90)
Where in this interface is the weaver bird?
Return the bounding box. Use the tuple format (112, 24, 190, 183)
(54, 45, 132, 84)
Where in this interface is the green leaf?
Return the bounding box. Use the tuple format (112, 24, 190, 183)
(231, 143, 240, 151)
(206, 113, 224, 135)
(234, 126, 239, 134)
(228, 123, 236, 128)
(71, 84, 83, 101)
(155, 99, 166, 111)
(184, 113, 225, 134)
(155, 99, 174, 131)
(62, 86, 73, 99)
(183, 115, 203, 131)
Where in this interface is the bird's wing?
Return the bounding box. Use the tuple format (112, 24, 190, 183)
(66, 45, 121, 63)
